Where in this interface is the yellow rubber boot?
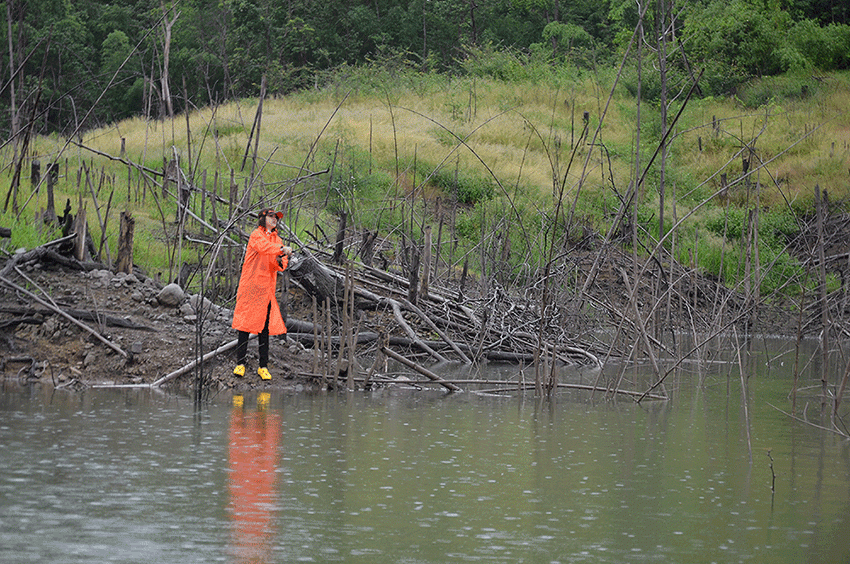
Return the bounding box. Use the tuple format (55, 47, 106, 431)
(233, 364, 246, 377)
(258, 367, 272, 381)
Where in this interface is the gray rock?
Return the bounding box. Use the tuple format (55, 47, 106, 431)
(83, 351, 97, 367)
(42, 317, 58, 336)
(189, 293, 215, 313)
(157, 283, 185, 307)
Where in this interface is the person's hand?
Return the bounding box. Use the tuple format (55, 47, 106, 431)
(281, 245, 292, 256)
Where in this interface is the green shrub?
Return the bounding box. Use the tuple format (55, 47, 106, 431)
(698, 59, 749, 97)
(431, 167, 494, 205)
(455, 207, 482, 240)
(758, 245, 806, 294)
(736, 75, 819, 108)
(460, 43, 553, 83)
(350, 171, 404, 229)
(704, 207, 747, 240)
(704, 206, 800, 248)
(758, 208, 801, 245)
(699, 205, 804, 293)
(790, 20, 850, 70)
(620, 61, 693, 104)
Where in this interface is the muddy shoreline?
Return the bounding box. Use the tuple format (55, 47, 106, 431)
(0, 246, 809, 394)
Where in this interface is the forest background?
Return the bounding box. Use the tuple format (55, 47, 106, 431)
(3, 0, 849, 130)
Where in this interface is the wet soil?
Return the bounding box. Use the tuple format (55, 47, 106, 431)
(0, 263, 320, 393)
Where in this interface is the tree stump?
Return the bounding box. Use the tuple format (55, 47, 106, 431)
(44, 163, 58, 224)
(333, 211, 347, 264)
(407, 244, 420, 305)
(420, 225, 431, 298)
(360, 230, 375, 267)
(30, 160, 40, 187)
(73, 207, 88, 262)
(116, 211, 135, 274)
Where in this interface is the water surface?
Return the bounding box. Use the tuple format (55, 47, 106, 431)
(1, 339, 849, 563)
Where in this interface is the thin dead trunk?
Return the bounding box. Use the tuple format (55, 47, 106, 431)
(159, 3, 179, 120)
(116, 211, 135, 274)
(6, 1, 18, 164)
(815, 186, 830, 412)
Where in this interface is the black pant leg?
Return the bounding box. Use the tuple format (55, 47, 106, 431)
(258, 302, 271, 367)
(236, 330, 249, 364)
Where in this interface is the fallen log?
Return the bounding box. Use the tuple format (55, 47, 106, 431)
(353, 261, 482, 326)
(380, 345, 461, 392)
(402, 297, 471, 363)
(388, 298, 449, 363)
(285, 318, 321, 334)
(474, 382, 667, 401)
(0, 245, 104, 278)
(0, 306, 156, 331)
(152, 335, 254, 387)
(70, 139, 163, 178)
(0, 316, 41, 330)
(341, 261, 483, 336)
(508, 331, 603, 368)
(341, 376, 660, 401)
(287, 331, 461, 354)
(287, 253, 345, 305)
(288, 250, 603, 370)
(289, 253, 463, 363)
(2, 243, 54, 277)
(66, 309, 156, 331)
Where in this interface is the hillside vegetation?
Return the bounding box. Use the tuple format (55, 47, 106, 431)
(2, 65, 850, 305)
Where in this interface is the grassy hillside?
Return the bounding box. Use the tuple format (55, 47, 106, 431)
(3, 65, 849, 299)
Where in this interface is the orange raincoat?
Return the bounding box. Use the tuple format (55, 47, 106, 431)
(231, 227, 288, 335)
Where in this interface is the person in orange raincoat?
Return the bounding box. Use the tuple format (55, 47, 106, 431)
(232, 208, 292, 381)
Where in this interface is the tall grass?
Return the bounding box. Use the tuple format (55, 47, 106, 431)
(0, 207, 58, 252)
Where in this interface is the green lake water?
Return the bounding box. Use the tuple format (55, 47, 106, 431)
(1, 336, 849, 563)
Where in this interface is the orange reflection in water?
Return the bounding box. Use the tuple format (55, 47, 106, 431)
(227, 393, 281, 564)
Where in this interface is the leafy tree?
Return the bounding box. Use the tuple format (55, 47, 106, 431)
(788, 19, 850, 70)
(681, 0, 850, 93)
(780, 0, 848, 25)
(480, 0, 549, 47)
(682, 1, 792, 81)
(99, 30, 133, 121)
(542, 21, 593, 59)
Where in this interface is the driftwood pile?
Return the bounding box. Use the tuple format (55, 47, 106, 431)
(282, 247, 603, 386)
